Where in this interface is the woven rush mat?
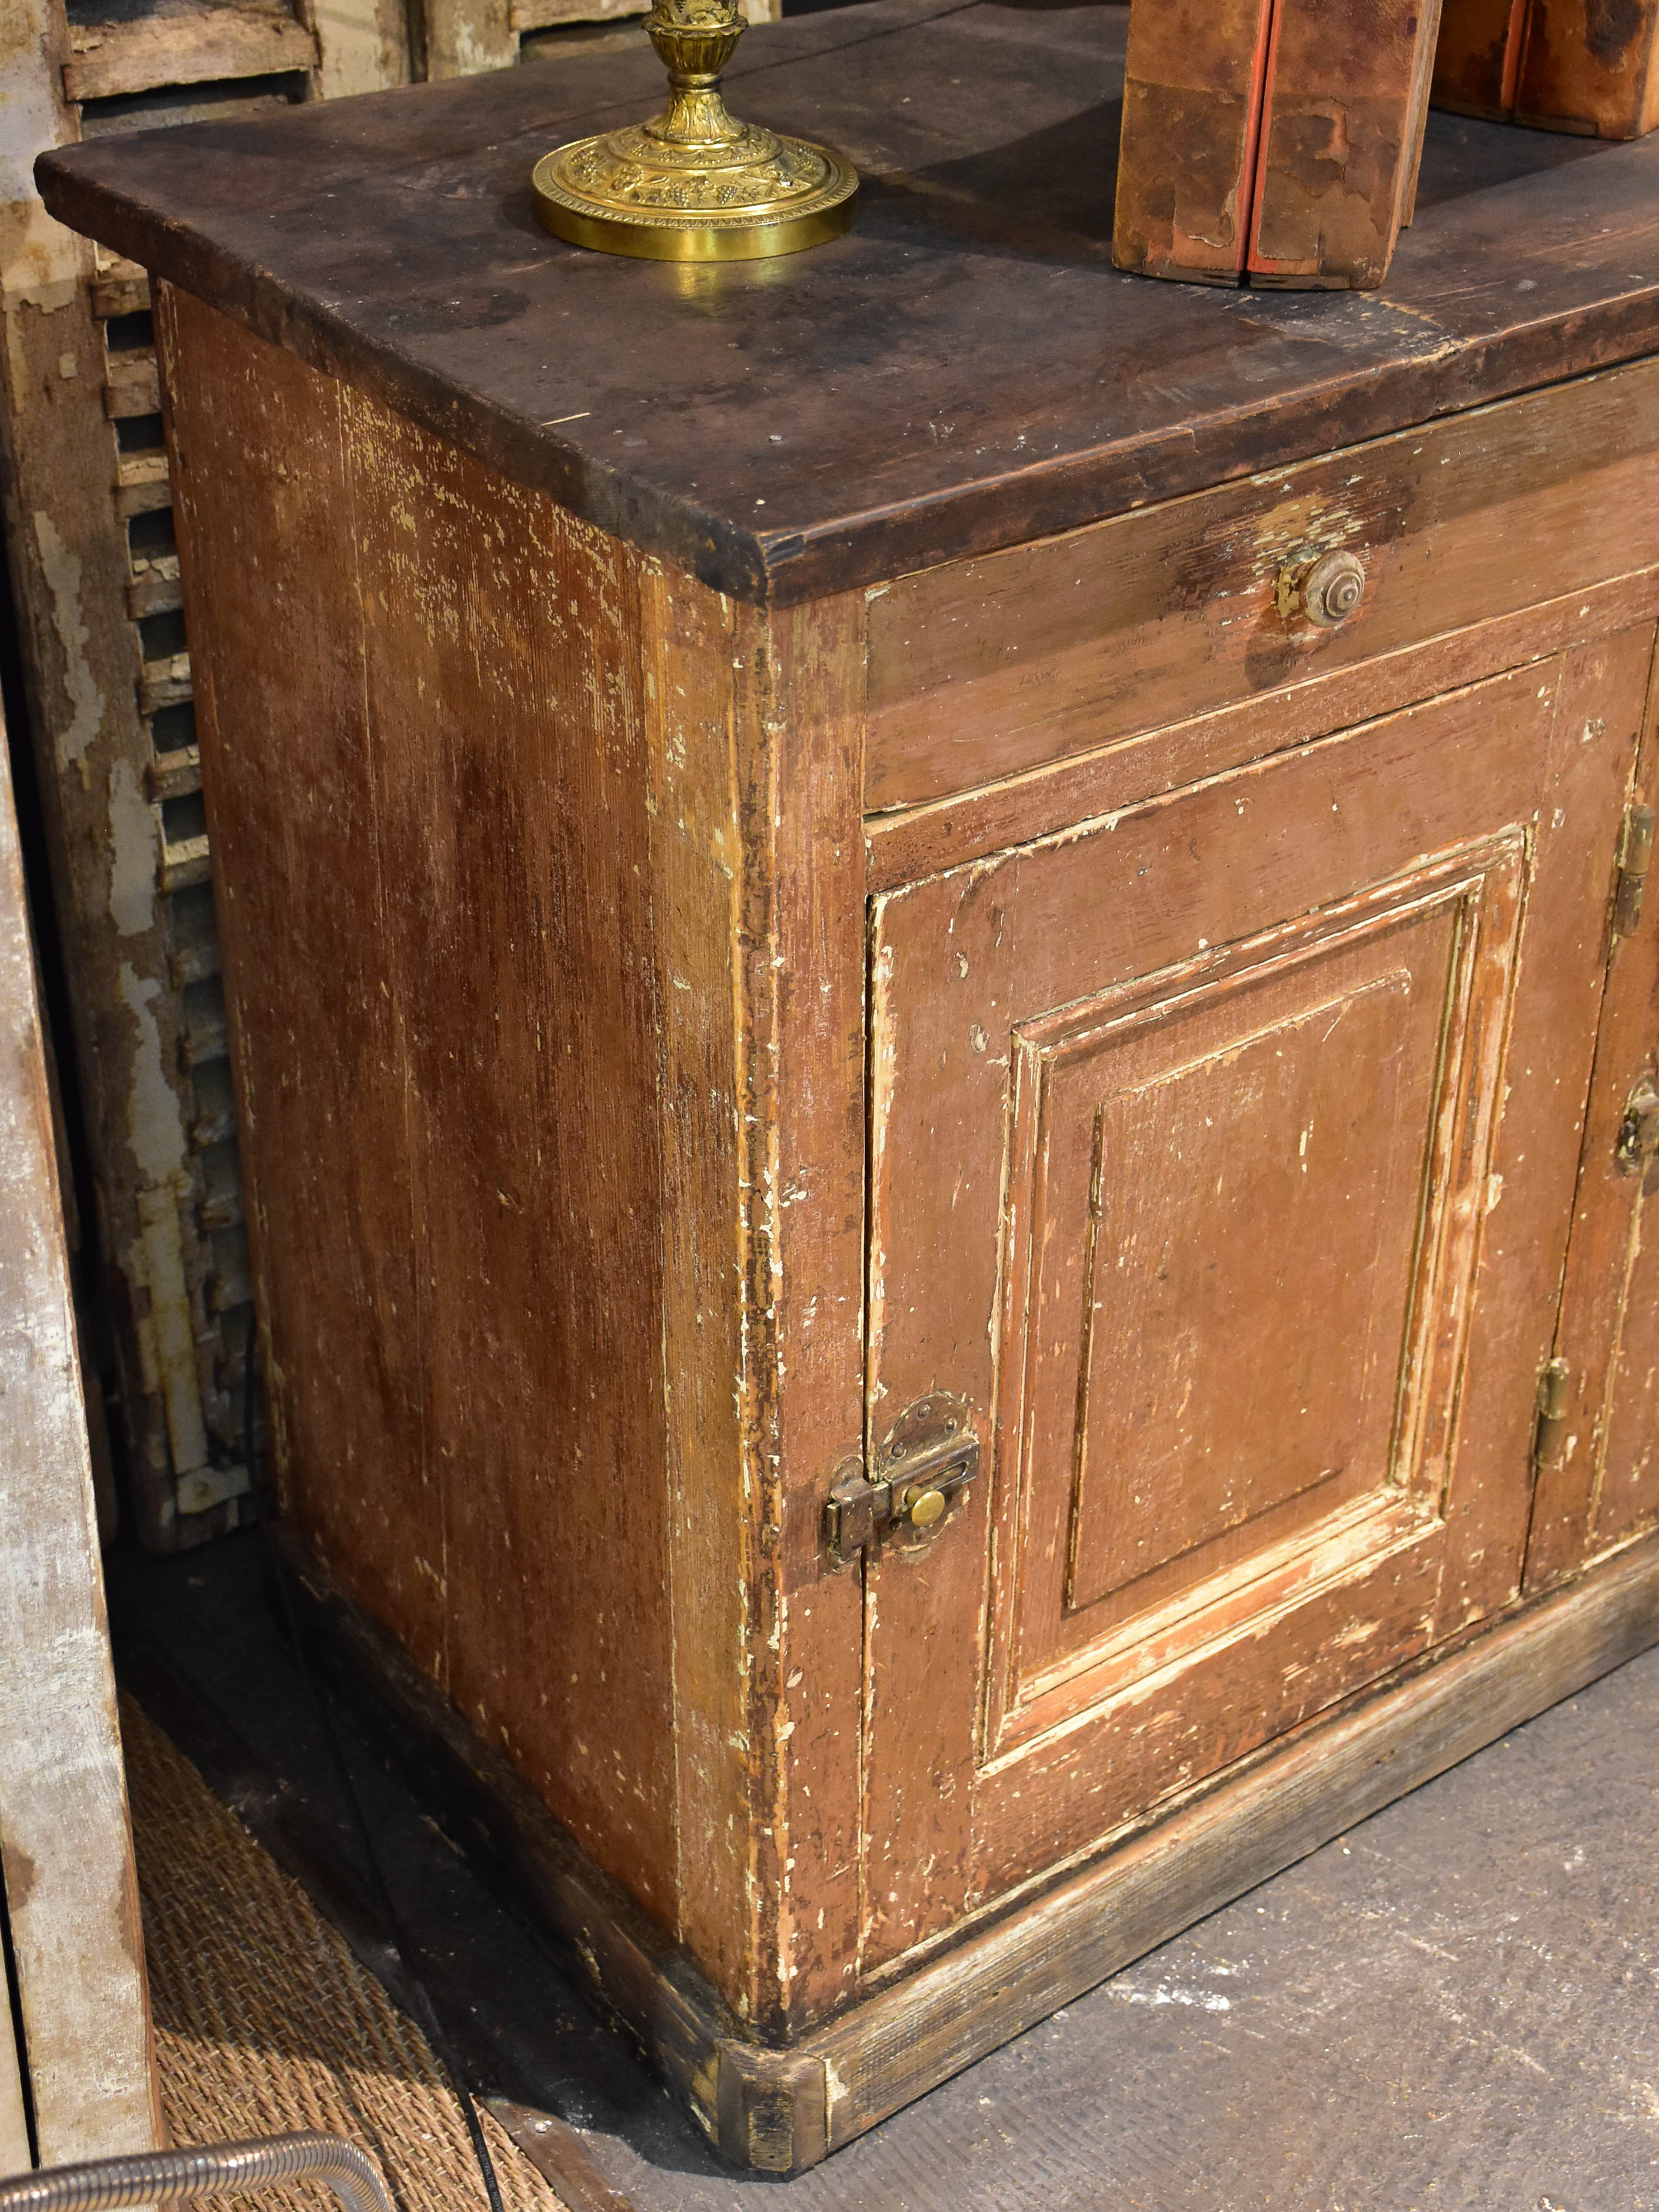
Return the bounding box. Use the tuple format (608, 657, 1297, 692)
(120, 1696, 568, 2212)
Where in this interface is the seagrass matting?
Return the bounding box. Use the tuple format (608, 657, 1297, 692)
(120, 1697, 567, 2212)
(113, 1535, 1659, 2212)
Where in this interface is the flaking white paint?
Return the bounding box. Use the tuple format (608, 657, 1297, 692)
(30, 511, 103, 770)
(107, 756, 159, 937)
(117, 963, 209, 1475)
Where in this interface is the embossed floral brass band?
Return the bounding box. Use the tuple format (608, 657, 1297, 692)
(531, 0, 858, 261)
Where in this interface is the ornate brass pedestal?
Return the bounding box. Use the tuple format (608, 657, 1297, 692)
(531, 0, 858, 262)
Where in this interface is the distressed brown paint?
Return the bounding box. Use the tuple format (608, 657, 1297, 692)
(41, 16, 1659, 2165)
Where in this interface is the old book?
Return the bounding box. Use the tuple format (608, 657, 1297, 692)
(1433, 0, 1659, 138)
(1114, 0, 1446, 290)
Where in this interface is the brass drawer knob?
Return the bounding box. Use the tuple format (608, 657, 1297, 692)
(1280, 548, 1367, 628)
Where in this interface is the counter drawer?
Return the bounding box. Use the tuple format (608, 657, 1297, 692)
(866, 355, 1659, 814)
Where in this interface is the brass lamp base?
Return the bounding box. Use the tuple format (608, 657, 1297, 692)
(532, 2, 858, 262)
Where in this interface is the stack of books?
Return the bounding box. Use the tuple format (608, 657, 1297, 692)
(1434, 0, 1659, 139)
(1114, 0, 1657, 293)
(1113, 0, 1445, 290)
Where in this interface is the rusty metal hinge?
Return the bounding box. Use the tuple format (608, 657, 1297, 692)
(825, 1393, 979, 1570)
(1617, 1079, 1659, 1175)
(1534, 1358, 1570, 1474)
(1613, 804, 1655, 939)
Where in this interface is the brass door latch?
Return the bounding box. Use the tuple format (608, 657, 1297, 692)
(1617, 1079, 1659, 1174)
(1534, 1358, 1570, 1473)
(825, 1394, 979, 1569)
(1613, 804, 1654, 938)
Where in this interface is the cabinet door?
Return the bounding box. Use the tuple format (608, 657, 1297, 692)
(861, 632, 1650, 1975)
(1528, 633, 1659, 1589)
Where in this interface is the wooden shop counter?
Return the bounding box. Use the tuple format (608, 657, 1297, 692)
(38, 1, 1659, 2167)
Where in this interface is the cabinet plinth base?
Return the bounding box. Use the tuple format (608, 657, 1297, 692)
(281, 1528, 1659, 2173)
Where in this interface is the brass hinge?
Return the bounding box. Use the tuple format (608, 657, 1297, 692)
(1617, 1079, 1659, 1175)
(1613, 804, 1655, 938)
(825, 1393, 979, 1570)
(1534, 1357, 1570, 1474)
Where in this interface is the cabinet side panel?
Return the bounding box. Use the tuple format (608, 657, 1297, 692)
(159, 287, 444, 1663)
(164, 288, 681, 1926)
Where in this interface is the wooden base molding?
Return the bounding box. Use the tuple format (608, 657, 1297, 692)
(285, 1528, 1659, 2173)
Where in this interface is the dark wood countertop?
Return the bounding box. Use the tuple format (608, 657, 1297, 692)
(37, 0, 1659, 605)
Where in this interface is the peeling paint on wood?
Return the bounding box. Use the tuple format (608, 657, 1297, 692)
(0, 717, 161, 2165)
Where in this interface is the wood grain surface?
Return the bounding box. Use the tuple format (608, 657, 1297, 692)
(161, 286, 873, 2043)
(863, 628, 1651, 1966)
(0, 725, 161, 2165)
(1528, 622, 1659, 1587)
(865, 354, 1659, 811)
(33, 0, 1659, 603)
(162, 285, 685, 1935)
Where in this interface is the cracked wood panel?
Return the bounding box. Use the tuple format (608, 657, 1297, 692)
(864, 355, 1659, 814)
(1434, 0, 1659, 137)
(0, 728, 160, 2166)
(861, 637, 1646, 1972)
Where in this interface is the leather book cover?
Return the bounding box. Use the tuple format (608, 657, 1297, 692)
(1114, 0, 1444, 290)
(1433, 0, 1659, 137)
(1431, 0, 1529, 120)
(1114, 0, 1276, 284)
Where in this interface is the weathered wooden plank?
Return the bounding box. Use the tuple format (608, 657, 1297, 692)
(865, 356, 1659, 811)
(1527, 621, 1659, 1586)
(64, 8, 317, 103)
(0, 1970, 28, 2173)
(0, 725, 160, 2167)
(866, 570, 1659, 891)
(1516, 0, 1659, 136)
(103, 352, 160, 419)
(166, 283, 685, 1940)
(0, 0, 223, 1547)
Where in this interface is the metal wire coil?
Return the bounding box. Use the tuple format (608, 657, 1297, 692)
(0, 2133, 392, 2212)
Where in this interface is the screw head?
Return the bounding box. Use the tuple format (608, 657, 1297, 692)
(1304, 549, 1366, 628)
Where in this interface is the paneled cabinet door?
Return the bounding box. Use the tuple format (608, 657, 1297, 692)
(861, 628, 1652, 1975)
(1528, 625, 1659, 1592)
